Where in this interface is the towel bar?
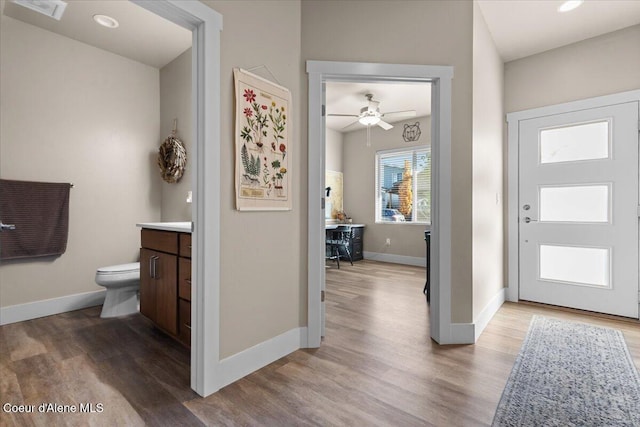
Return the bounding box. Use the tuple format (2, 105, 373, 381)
(0, 221, 16, 231)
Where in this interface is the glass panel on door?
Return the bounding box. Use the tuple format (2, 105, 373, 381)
(539, 184, 610, 222)
(539, 244, 610, 288)
(540, 121, 609, 164)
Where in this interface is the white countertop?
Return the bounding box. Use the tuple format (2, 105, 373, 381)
(136, 222, 192, 233)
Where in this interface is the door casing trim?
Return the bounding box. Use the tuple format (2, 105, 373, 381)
(131, 0, 223, 397)
(306, 60, 454, 345)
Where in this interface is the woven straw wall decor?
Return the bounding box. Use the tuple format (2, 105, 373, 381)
(158, 120, 187, 183)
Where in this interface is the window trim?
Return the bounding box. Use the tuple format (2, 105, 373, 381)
(375, 145, 431, 225)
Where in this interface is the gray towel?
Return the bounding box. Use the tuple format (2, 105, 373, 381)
(0, 179, 71, 260)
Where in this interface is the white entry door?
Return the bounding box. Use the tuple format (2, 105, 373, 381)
(519, 101, 639, 318)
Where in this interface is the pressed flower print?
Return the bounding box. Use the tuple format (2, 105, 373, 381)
(234, 68, 292, 210)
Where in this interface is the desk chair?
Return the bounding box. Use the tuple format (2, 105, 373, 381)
(326, 225, 353, 269)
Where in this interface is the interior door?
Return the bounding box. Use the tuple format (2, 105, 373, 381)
(519, 101, 639, 318)
(321, 82, 327, 338)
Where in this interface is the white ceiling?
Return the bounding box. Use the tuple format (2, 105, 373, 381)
(2, 0, 191, 68)
(477, 0, 640, 62)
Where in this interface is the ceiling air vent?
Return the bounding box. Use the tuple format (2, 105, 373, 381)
(12, 0, 67, 21)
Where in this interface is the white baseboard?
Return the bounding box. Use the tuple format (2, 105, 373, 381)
(0, 289, 106, 325)
(447, 287, 505, 344)
(217, 327, 308, 389)
(474, 287, 506, 341)
(363, 251, 426, 267)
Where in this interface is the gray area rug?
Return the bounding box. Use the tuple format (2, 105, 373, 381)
(492, 315, 640, 426)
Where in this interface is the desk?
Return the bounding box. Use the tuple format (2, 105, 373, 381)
(325, 224, 365, 261)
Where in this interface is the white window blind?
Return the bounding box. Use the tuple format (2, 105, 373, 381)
(375, 147, 431, 223)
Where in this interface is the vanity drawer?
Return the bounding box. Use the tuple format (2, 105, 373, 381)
(178, 258, 191, 301)
(178, 299, 191, 347)
(141, 229, 178, 254)
(179, 233, 192, 258)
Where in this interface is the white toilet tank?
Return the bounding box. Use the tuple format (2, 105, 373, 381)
(95, 262, 140, 287)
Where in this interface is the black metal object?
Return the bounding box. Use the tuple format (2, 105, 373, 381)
(326, 226, 353, 269)
(423, 230, 431, 303)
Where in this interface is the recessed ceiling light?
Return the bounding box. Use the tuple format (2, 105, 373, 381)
(93, 14, 119, 29)
(558, 0, 584, 13)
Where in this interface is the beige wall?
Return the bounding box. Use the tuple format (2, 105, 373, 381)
(159, 48, 192, 221)
(203, 1, 303, 359)
(472, 4, 504, 320)
(325, 128, 343, 173)
(0, 17, 161, 306)
(343, 116, 431, 260)
(505, 24, 640, 113)
(302, 0, 474, 323)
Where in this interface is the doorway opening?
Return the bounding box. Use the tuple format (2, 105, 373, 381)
(307, 61, 454, 346)
(323, 80, 433, 335)
(128, 1, 223, 396)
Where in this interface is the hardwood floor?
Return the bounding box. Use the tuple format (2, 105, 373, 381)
(1, 260, 639, 426)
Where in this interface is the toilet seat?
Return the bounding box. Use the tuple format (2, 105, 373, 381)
(96, 262, 139, 287)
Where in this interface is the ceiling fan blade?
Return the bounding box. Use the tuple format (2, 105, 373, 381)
(377, 120, 393, 130)
(341, 119, 361, 131)
(327, 113, 359, 117)
(382, 110, 417, 118)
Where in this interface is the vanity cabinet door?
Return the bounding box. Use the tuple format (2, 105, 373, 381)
(139, 248, 178, 335)
(140, 248, 157, 322)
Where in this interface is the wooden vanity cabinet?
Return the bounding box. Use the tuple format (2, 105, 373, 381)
(139, 229, 191, 347)
(140, 247, 178, 335)
(177, 234, 191, 347)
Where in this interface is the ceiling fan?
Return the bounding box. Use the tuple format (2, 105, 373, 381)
(328, 93, 417, 132)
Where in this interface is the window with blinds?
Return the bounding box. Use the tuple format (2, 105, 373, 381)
(375, 147, 431, 224)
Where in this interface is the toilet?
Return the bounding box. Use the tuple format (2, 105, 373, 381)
(95, 262, 140, 318)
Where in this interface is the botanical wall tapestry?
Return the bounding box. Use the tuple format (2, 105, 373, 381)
(234, 68, 291, 211)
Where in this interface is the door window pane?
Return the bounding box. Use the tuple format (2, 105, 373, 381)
(539, 185, 609, 222)
(540, 121, 609, 164)
(539, 245, 610, 287)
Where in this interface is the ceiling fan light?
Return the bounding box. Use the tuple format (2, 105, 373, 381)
(359, 115, 380, 126)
